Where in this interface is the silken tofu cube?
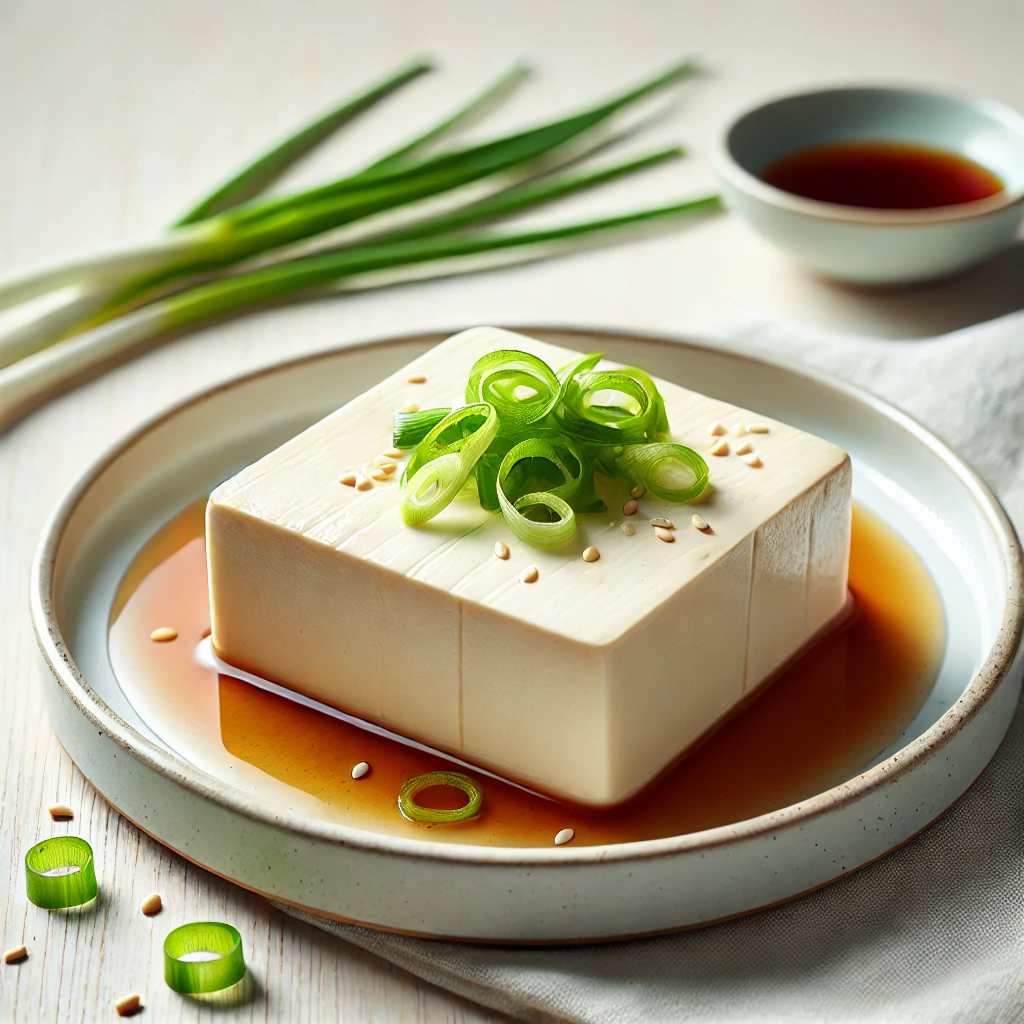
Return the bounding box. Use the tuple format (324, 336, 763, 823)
(207, 327, 851, 806)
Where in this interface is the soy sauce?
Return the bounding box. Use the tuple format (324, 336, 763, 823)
(107, 501, 944, 848)
(761, 140, 1003, 209)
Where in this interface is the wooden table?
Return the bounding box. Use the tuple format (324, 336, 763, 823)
(2, 1, 1022, 1020)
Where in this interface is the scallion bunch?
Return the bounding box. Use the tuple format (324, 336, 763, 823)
(0, 56, 719, 432)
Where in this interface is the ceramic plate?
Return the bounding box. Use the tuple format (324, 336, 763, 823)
(31, 327, 1024, 942)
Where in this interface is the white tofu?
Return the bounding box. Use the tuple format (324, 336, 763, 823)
(207, 327, 851, 806)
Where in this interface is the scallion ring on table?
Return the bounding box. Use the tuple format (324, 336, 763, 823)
(399, 403, 497, 525)
(24, 836, 98, 910)
(398, 771, 484, 824)
(163, 922, 246, 994)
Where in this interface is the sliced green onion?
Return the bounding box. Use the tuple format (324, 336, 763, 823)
(465, 349, 561, 437)
(393, 406, 451, 448)
(400, 403, 498, 525)
(398, 771, 483, 823)
(163, 922, 246, 994)
(497, 437, 584, 546)
(619, 443, 709, 502)
(24, 836, 98, 909)
(555, 366, 666, 445)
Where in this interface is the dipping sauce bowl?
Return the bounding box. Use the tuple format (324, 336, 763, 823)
(714, 85, 1024, 284)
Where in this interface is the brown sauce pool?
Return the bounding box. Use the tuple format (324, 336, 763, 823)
(108, 501, 944, 847)
(761, 140, 1004, 210)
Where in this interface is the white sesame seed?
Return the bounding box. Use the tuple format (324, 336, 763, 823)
(3, 945, 27, 964)
(734, 424, 748, 437)
(630, 484, 646, 498)
(690, 545, 710, 560)
(149, 627, 177, 643)
(691, 514, 710, 532)
(370, 469, 389, 481)
(649, 517, 674, 529)
(400, 401, 420, 413)
(351, 761, 371, 780)
(582, 546, 600, 563)
(520, 566, 539, 584)
(339, 473, 357, 486)
(47, 802, 74, 821)
(140, 892, 162, 916)
(554, 828, 575, 846)
(114, 993, 141, 1017)
(747, 423, 769, 433)
(709, 438, 729, 457)
(734, 440, 753, 456)
(383, 448, 404, 459)
(494, 541, 510, 560)
(655, 526, 676, 543)
(622, 499, 639, 516)
(707, 422, 726, 436)
(378, 462, 398, 475)
(743, 453, 763, 468)
(406, 373, 427, 384)
(620, 522, 636, 536)
(355, 475, 374, 491)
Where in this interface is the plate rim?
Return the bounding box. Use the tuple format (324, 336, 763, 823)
(30, 323, 1024, 868)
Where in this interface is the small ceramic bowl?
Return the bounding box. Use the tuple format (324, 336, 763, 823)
(714, 85, 1024, 284)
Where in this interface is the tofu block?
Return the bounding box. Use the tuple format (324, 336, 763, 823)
(207, 327, 852, 806)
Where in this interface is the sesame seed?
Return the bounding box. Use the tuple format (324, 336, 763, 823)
(114, 993, 141, 1017)
(690, 545, 710, 560)
(406, 374, 427, 384)
(554, 828, 575, 846)
(743, 453, 763, 468)
(339, 473, 357, 486)
(149, 627, 177, 643)
(734, 424, 748, 437)
(707, 422, 726, 436)
(520, 566, 539, 584)
(355, 475, 374, 491)
(582, 546, 600, 563)
(383, 448, 404, 459)
(378, 462, 398, 475)
(3, 946, 27, 964)
(370, 469, 391, 481)
(47, 802, 74, 821)
(649, 517, 674, 529)
(747, 423, 769, 433)
(351, 761, 371, 780)
(630, 484, 646, 499)
(401, 401, 420, 414)
(691, 514, 710, 532)
(620, 522, 636, 536)
(140, 892, 162, 916)
(622, 499, 639, 516)
(494, 541, 510, 560)
(709, 438, 729, 457)
(735, 440, 753, 456)
(655, 526, 676, 543)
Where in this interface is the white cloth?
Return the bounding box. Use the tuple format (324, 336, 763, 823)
(279, 312, 1024, 1024)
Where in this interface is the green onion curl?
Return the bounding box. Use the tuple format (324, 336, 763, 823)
(619, 442, 709, 502)
(399, 403, 497, 525)
(393, 406, 451, 449)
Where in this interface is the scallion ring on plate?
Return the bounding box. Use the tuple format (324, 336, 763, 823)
(399, 403, 497, 525)
(398, 771, 484, 824)
(163, 922, 246, 994)
(24, 836, 98, 910)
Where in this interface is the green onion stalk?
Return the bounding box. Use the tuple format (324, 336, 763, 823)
(0, 55, 719, 432)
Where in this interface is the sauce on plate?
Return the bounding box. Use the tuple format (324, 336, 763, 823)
(761, 140, 1004, 209)
(108, 501, 945, 847)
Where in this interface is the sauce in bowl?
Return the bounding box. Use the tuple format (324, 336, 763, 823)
(761, 140, 1004, 210)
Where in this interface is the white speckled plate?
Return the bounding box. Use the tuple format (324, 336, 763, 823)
(31, 327, 1024, 943)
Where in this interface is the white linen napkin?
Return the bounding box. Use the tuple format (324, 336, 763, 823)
(279, 311, 1024, 1024)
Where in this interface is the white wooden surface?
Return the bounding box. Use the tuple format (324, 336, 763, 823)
(2, 1, 1023, 1021)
